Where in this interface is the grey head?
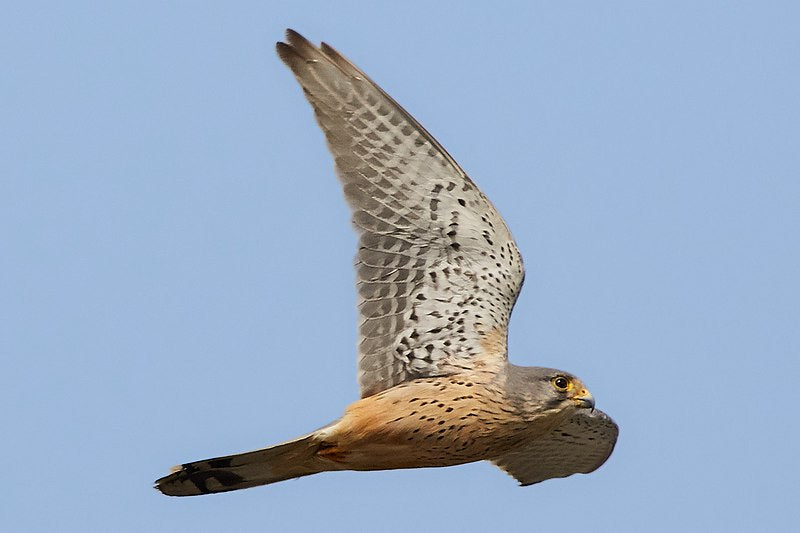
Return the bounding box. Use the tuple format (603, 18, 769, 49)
(504, 364, 595, 418)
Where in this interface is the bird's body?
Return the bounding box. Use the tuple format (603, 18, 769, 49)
(155, 30, 618, 497)
(322, 370, 566, 471)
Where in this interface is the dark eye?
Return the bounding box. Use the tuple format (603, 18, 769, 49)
(552, 376, 570, 391)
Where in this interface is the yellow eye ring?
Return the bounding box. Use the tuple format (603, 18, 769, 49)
(551, 376, 571, 391)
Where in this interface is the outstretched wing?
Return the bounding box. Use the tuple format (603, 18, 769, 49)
(276, 30, 525, 397)
(492, 409, 618, 486)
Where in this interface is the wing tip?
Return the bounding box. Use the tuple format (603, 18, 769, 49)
(275, 28, 327, 71)
(275, 40, 294, 64)
(276, 29, 361, 80)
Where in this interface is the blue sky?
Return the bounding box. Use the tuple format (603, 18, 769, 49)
(3, 2, 798, 531)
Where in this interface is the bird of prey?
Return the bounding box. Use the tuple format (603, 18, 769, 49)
(155, 29, 617, 497)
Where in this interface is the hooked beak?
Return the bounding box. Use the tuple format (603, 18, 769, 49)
(573, 389, 595, 411)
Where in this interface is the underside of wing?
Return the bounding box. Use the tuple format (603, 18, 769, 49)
(492, 409, 619, 486)
(276, 30, 526, 397)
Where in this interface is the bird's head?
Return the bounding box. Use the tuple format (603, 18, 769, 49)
(507, 365, 595, 419)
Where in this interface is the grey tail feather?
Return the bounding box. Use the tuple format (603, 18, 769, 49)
(155, 434, 332, 496)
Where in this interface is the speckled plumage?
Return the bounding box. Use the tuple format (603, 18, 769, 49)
(155, 30, 617, 497)
(275, 31, 524, 398)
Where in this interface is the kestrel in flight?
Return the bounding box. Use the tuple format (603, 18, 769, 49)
(155, 29, 618, 496)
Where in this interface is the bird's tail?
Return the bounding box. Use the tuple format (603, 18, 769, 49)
(155, 433, 335, 496)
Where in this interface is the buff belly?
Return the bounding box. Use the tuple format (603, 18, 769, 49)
(315, 375, 564, 471)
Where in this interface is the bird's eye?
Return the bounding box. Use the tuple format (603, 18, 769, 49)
(551, 376, 570, 391)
